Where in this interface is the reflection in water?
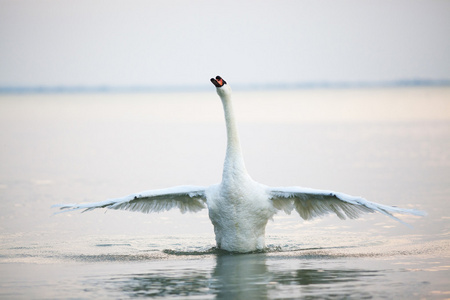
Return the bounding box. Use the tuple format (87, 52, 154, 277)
(114, 270, 211, 298)
(275, 268, 379, 285)
(109, 252, 382, 299)
(271, 268, 381, 299)
(212, 254, 270, 300)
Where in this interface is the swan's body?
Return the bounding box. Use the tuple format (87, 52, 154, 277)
(54, 76, 425, 253)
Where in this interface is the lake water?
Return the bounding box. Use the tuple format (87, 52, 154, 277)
(0, 87, 449, 299)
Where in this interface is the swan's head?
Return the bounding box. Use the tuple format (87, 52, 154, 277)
(210, 75, 231, 98)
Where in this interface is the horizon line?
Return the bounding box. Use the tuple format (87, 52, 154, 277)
(1, 79, 450, 94)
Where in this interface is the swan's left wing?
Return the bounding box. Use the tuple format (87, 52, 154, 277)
(53, 185, 207, 214)
(267, 186, 425, 225)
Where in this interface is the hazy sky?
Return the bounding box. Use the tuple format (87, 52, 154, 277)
(1, 0, 449, 88)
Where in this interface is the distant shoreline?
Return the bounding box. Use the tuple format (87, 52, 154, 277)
(1, 79, 449, 94)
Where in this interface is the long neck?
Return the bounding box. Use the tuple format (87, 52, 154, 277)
(220, 92, 248, 181)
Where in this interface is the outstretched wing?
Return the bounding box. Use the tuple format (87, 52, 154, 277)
(53, 185, 207, 214)
(268, 186, 425, 225)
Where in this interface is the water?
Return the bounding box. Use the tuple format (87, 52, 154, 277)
(0, 87, 449, 299)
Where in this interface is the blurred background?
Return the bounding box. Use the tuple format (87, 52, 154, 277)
(1, 0, 449, 91)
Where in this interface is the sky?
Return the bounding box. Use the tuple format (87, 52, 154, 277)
(1, 0, 449, 89)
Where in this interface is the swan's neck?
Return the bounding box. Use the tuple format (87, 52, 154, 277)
(220, 93, 248, 181)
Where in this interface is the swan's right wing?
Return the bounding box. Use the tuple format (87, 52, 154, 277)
(53, 185, 207, 214)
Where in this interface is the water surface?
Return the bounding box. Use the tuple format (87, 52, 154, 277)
(0, 87, 449, 299)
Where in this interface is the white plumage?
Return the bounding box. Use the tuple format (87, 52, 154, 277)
(54, 76, 425, 253)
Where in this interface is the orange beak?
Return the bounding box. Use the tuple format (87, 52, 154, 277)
(210, 76, 227, 87)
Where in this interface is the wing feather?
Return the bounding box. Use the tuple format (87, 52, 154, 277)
(53, 185, 207, 214)
(268, 186, 425, 225)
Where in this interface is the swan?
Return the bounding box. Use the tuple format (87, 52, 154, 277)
(54, 76, 425, 253)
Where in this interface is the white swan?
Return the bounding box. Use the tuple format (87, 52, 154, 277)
(54, 76, 425, 253)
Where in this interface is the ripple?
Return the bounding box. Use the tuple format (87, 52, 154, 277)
(95, 243, 132, 247)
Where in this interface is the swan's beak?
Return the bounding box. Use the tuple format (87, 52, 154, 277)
(211, 76, 227, 88)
